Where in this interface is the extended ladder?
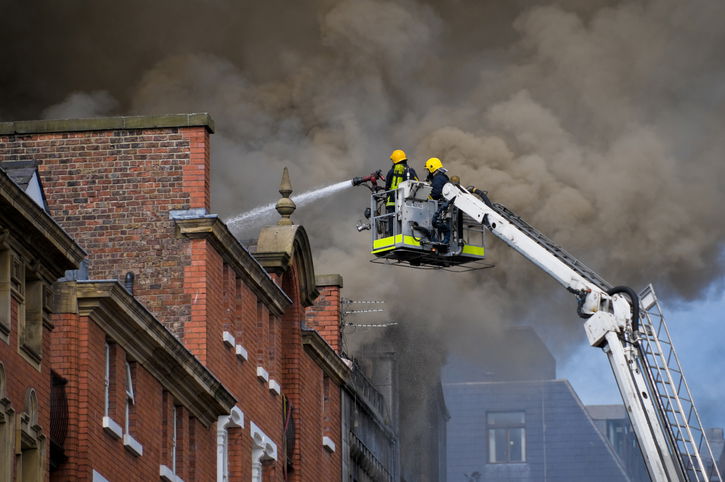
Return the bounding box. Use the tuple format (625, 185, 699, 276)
(638, 285, 722, 481)
(492, 200, 721, 481)
(491, 202, 612, 291)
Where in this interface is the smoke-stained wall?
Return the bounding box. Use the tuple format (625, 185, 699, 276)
(3, 0, 725, 422)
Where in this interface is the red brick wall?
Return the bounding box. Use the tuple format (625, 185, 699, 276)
(2, 119, 346, 481)
(0, 126, 211, 337)
(323, 382, 343, 482)
(49, 312, 84, 481)
(183, 239, 211, 364)
(304, 284, 341, 352)
(281, 270, 342, 482)
(301, 280, 344, 480)
(48, 312, 79, 480)
(50, 312, 218, 482)
(299, 357, 322, 481)
(0, 299, 53, 481)
(197, 241, 287, 479)
(303, 282, 343, 482)
(281, 269, 303, 479)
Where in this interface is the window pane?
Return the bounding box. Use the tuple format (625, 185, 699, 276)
(125, 400, 131, 433)
(487, 411, 524, 426)
(104, 343, 111, 416)
(172, 406, 177, 472)
(489, 428, 507, 463)
(125, 362, 134, 400)
(509, 428, 525, 462)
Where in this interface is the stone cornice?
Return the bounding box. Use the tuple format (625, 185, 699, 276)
(301, 329, 396, 439)
(301, 329, 350, 385)
(174, 216, 291, 316)
(0, 113, 214, 135)
(0, 169, 85, 278)
(67, 280, 236, 427)
(315, 274, 343, 288)
(252, 251, 291, 274)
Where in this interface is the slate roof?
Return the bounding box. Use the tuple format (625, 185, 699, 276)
(0, 160, 48, 211)
(1, 160, 37, 190)
(444, 379, 632, 482)
(586, 404, 626, 420)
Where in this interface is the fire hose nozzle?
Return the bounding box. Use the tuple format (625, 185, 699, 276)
(352, 170, 385, 191)
(356, 221, 371, 232)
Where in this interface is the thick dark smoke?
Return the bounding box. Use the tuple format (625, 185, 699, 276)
(4, 0, 725, 424)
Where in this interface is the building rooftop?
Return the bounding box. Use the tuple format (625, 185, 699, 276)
(0, 112, 214, 135)
(587, 404, 627, 420)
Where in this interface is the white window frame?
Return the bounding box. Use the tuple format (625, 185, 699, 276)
(104, 343, 111, 417)
(487, 411, 526, 464)
(122, 360, 143, 456)
(101, 342, 122, 439)
(124, 361, 134, 434)
(101, 341, 123, 439)
(250, 421, 277, 482)
(171, 405, 177, 474)
(160, 398, 186, 481)
(216, 407, 244, 482)
(92, 469, 110, 482)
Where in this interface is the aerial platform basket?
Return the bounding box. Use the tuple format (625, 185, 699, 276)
(366, 180, 492, 271)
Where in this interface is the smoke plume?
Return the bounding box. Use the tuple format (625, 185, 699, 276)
(3, 0, 725, 426)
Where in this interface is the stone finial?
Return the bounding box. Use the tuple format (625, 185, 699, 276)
(275, 167, 296, 225)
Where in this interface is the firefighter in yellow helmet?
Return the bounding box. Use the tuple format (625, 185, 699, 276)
(384, 149, 418, 234)
(425, 157, 449, 200)
(424, 157, 451, 245)
(385, 149, 418, 197)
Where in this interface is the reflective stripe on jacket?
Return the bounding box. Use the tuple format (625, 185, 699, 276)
(385, 162, 418, 206)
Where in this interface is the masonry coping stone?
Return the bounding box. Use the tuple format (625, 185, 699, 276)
(0, 113, 215, 135)
(315, 274, 343, 288)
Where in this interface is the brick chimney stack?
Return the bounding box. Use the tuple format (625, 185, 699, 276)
(305, 274, 343, 352)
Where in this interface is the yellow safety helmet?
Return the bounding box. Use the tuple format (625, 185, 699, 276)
(425, 157, 443, 173)
(390, 149, 407, 164)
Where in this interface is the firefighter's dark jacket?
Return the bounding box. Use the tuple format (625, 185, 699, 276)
(385, 162, 418, 204)
(429, 169, 450, 200)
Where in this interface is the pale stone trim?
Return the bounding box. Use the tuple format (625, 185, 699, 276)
(322, 436, 336, 453)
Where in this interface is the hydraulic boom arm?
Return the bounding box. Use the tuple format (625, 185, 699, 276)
(442, 182, 718, 482)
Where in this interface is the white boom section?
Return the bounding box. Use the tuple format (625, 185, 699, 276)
(444, 184, 597, 294)
(442, 183, 687, 482)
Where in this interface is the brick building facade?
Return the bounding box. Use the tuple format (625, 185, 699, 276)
(0, 164, 85, 481)
(305, 275, 400, 481)
(0, 113, 396, 481)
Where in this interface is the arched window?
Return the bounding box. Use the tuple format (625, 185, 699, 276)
(20, 388, 44, 482)
(216, 406, 244, 482)
(0, 363, 5, 400)
(250, 421, 277, 482)
(0, 249, 12, 341)
(24, 388, 38, 428)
